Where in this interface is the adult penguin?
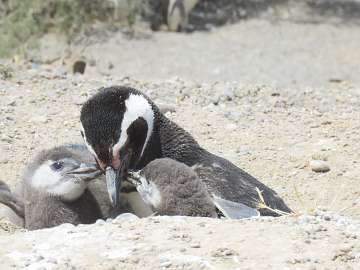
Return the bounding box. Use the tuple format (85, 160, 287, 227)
(80, 86, 292, 216)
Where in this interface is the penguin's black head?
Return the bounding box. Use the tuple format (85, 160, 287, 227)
(80, 86, 156, 206)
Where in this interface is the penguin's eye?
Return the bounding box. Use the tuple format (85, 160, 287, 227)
(51, 161, 64, 171)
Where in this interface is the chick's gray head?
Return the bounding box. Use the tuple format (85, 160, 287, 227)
(25, 145, 101, 202)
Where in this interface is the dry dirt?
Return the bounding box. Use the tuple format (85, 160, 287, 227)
(0, 214, 359, 270)
(31, 19, 360, 88)
(0, 18, 359, 269)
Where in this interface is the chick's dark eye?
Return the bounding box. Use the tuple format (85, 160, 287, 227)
(51, 161, 64, 171)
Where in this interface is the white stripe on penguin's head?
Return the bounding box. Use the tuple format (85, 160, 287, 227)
(112, 93, 154, 160)
(80, 125, 98, 160)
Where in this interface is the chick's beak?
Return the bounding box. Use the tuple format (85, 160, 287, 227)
(66, 163, 102, 182)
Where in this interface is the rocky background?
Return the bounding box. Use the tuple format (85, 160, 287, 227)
(0, 0, 360, 269)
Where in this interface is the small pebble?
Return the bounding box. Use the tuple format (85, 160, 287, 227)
(7, 101, 16, 106)
(1, 135, 12, 143)
(58, 223, 75, 230)
(223, 249, 234, 256)
(211, 95, 220, 105)
(223, 87, 235, 101)
(160, 261, 172, 268)
(190, 243, 201, 248)
(73, 60, 86, 74)
(113, 213, 139, 223)
(95, 219, 106, 225)
(34, 255, 44, 262)
(309, 160, 330, 173)
(47, 257, 58, 264)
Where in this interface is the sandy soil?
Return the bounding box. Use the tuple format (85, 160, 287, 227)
(0, 214, 359, 270)
(35, 19, 360, 89)
(0, 18, 359, 269)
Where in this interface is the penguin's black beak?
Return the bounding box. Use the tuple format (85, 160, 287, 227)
(66, 163, 102, 182)
(105, 151, 132, 207)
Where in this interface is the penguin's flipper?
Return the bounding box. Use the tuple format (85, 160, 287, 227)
(212, 194, 260, 219)
(0, 180, 11, 193)
(0, 180, 25, 219)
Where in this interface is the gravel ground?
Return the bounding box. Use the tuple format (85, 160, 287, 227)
(0, 213, 359, 269)
(0, 18, 360, 269)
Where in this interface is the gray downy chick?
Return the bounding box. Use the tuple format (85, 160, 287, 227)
(127, 158, 259, 218)
(24, 144, 106, 230)
(0, 144, 122, 230)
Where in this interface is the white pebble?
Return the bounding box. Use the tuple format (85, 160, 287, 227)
(114, 213, 139, 221)
(160, 261, 172, 268)
(309, 160, 330, 173)
(95, 219, 106, 225)
(57, 223, 75, 230)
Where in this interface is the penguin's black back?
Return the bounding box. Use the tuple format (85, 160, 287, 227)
(193, 150, 291, 216)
